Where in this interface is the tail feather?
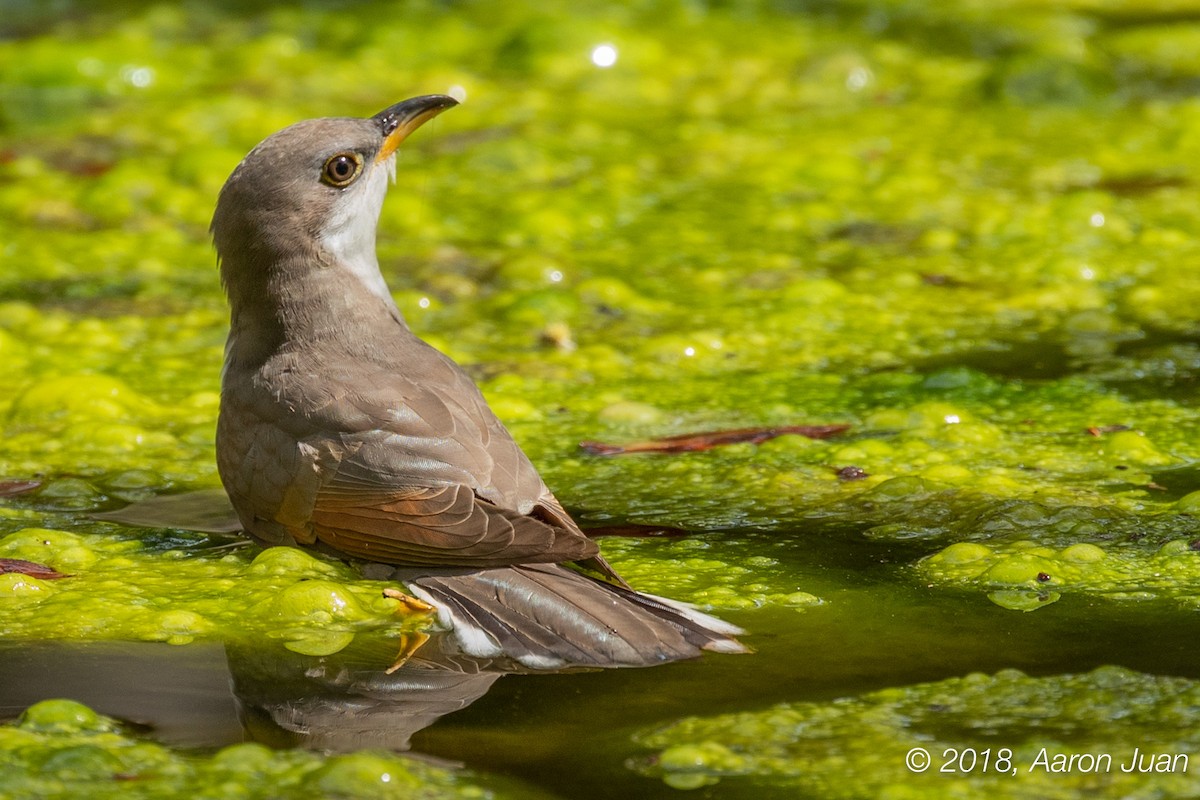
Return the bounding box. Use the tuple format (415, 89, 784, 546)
(392, 563, 747, 670)
(419, 576, 605, 665)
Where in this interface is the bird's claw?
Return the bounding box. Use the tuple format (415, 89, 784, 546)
(382, 587, 436, 672)
(385, 631, 431, 674)
(382, 586, 436, 612)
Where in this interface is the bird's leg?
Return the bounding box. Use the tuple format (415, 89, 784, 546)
(382, 587, 437, 672)
(383, 586, 436, 613)
(385, 630, 430, 674)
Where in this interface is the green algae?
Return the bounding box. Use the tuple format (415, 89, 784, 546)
(0, 528, 426, 652)
(3, 0, 1200, 547)
(0, 699, 522, 800)
(599, 535, 823, 612)
(5, 0, 1200, 796)
(919, 536, 1200, 610)
(634, 666, 1200, 797)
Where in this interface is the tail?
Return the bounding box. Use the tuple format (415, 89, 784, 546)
(390, 563, 748, 670)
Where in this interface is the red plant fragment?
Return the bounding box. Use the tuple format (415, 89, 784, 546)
(1086, 424, 1131, 437)
(0, 480, 41, 497)
(0, 558, 67, 580)
(580, 424, 850, 455)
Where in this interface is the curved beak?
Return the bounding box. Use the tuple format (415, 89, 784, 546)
(373, 95, 458, 162)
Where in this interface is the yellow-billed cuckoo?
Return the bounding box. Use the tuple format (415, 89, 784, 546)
(212, 95, 746, 670)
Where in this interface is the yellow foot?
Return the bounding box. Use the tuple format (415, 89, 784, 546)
(385, 631, 430, 674)
(382, 587, 436, 613)
(381, 587, 436, 673)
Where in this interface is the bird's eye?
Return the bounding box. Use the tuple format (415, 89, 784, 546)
(321, 153, 363, 187)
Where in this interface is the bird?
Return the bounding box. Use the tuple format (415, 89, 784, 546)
(211, 95, 746, 671)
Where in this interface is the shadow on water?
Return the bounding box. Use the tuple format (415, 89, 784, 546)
(0, 640, 241, 747)
(4, 526, 1200, 798)
(919, 325, 1200, 405)
(1148, 462, 1200, 500)
(921, 338, 1073, 381)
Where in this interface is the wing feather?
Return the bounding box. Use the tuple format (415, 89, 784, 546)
(221, 339, 598, 567)
(310, 482, 598, 567)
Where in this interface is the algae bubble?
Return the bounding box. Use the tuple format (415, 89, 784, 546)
(919, 536, 1200, 610)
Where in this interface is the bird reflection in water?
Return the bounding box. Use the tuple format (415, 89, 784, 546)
(228, 632, 575, 754)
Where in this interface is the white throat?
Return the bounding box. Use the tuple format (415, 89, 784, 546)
(317, 157, 398, 307)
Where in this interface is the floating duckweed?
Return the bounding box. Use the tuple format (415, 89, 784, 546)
(919, 464, 974, 484)
(920, 537, 1200, 607)
(929, 542, 992, 564)
(1059, 543, 1106, 563)
(208, 742, 276, 772)
(18, 700, 111, 734)
(909, 402, 974, 430)
(0, 701, 521, 799)
(10, 375, 160, 424)
(36, 744, 125, 781)
(499, 289, 581, 327)
(152, 609, 214, 645)
(599, 536, 822, 612)
(313, 753, 423, 793)
(77, 423, 176, 451)
(0, 573, 52, 596)
(661, 772, 719, 791)
(0, 529, 120, 573)
(944, 420, 1003, 446)
(1157, 539, 1192, 557)
(597, 401, 665, 425)
(635, 667, 1200, 796)
(103, 470, 161, 491)
(247, 546, 341, 577)
(36, 479, 100, 502)
(657, 741, 746, 787)
(861, 408, 912, 430)
(863, 477, 934, 501)
(0, 529, 427, 655)
(779, 592, 821, 608)
(483, 395, 542, 422)
(273, 580, 367, 623)
(52, 546, 98, 571)
(980, 554, 1058, 585)
(1101, 430, 1175, 466)
(274, 628, 357, 656)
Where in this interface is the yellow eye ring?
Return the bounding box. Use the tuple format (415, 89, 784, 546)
(321, 152, 363, 187)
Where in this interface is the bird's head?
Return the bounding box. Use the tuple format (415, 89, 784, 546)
(212, 95, 457, 306)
